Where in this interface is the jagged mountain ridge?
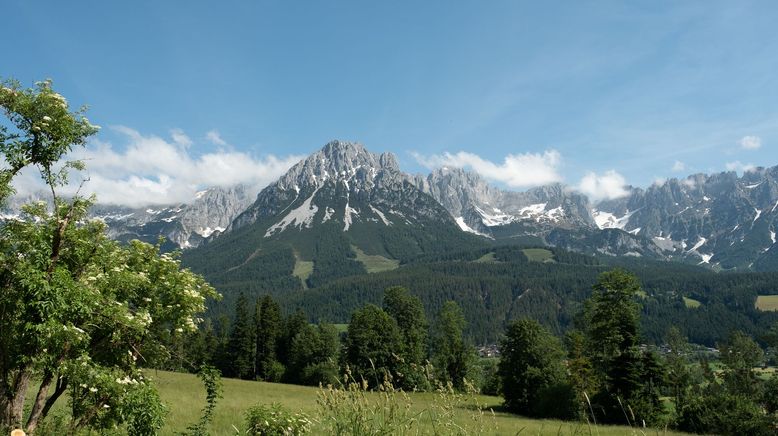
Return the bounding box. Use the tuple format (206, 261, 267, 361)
(2, 185, 255, 250)
(97, 184, 256, 249)
(6, 139, 778, 271)
(415, 167, 661, 258)
(594, 167, 778, 270)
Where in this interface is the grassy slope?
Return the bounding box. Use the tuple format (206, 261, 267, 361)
(474, 252, 497, 263)
(292, 256, 314, 285)
(683, 296, 702, 308)
(755, 295, 778, 311)
(522, 248, 555, 263)
(352, 245, 400, 273)
(150, 370, 688, 435)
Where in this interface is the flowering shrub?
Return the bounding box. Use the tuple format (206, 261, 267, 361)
(244, 403, 312, 435)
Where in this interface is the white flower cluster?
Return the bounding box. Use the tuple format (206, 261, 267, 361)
(115, 376, 139, 385)
(79, 384, 98, 393)
(184, 287, 202, 299)
(137, 311, 152, 326)
(47, 91, 68, 108)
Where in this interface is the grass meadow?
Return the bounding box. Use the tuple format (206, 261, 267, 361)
(149, 370, 688, 435)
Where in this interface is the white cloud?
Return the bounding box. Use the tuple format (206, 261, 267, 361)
(413, 150, 562, 188)
(206, 129, 227, 146)
(672, 160, 685, 172)
(725, 161, 757, 173)
(10, 127, 303, 207)
(739, 135, 761, 150)
(170, 128, 192, 148)
(577, 170, 629, 202)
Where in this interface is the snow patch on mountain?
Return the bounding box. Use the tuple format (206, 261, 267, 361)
(474, 206, 515, 226)
(198, 226, 225, 238)
(592, 209, 633, 230)
(322, 207, 335, 223)
(369, 204, 392, 226)
(343, 203, 359, 231)
(455, 217, 491, 238)
(690, 237, 707, 252)
(265, 188, 320, 237)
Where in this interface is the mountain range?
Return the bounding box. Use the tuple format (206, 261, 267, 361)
(6, 140, 778, 274)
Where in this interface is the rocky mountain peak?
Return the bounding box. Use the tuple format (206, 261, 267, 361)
(272, 140, 401, 193)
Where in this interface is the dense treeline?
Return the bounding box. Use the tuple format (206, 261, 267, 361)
(274, 255, 778, 345)
(161, 287, 478, 393)
(187, 240, 778, 347)
(162, 270, 778, 434)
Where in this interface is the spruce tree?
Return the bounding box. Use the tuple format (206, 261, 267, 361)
(255, 295, 282, 381)
(583, 270, 664, 425)
(278, 310, 308, 370)
(226, 293, 255, 379)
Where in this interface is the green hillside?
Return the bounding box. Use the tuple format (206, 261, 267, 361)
(189, 239, 778, 347)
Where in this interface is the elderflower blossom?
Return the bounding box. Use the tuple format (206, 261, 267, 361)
(115, 376, 138, 385)
(137, 311, 152, 326)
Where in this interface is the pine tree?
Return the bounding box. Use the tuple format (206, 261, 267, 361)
(255, 295, 282, 381)
(278, 310, 308, 370)
(583, 270, 664, 425)
(226, 293, 255, 379)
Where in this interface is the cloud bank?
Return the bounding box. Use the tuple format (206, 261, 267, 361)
(12, 127, 303, 207)
(725, 160, 757, 173)
(577, 170, 629, 202)
(413, 149, 563, 188)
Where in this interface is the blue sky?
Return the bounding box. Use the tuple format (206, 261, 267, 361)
(4, 1, 778, 204)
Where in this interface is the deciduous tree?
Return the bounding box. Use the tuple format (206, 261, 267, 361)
(0, 79, 218, 433)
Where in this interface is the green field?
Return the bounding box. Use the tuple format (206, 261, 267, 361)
(683, 296, 702, 308)
(474, 252, 498, 263)
(755, 295, 778, 311)
(352, 245, 400, 273)
(523, 248, 555, 263)
(292, 256, 314, 286)
(149, 371, 687, 435)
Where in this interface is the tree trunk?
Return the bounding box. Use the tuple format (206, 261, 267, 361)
(24, 371, 56, 434)
(0, 382, 11, 428)
(9, 369, 31, 427)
